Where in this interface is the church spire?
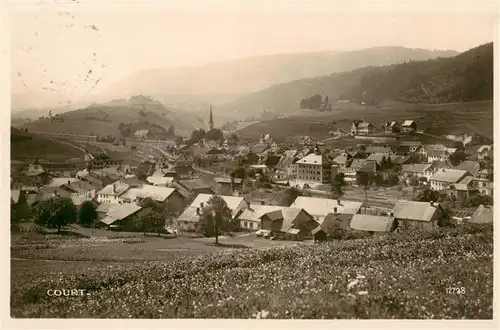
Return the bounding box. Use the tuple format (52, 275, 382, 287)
(208, 104, 214, 131)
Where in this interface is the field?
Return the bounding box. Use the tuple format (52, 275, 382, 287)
(11, 128, 85, 162)
(236, 100, 493, 142)
(11, 224, 493, 318)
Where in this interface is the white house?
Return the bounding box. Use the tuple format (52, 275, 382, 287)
(429, 169, 472, 191)
(96, 180, 131, 204)
(290, 196, 362, 222)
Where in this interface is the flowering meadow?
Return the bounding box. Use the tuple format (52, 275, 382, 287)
(11, 224, 493, 319)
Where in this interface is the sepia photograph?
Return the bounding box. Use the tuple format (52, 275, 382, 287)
(4, 0, 497, 325)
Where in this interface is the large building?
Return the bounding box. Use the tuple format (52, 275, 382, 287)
(294, 148, 332, 184)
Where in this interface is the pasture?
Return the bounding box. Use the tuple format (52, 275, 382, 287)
(10, 224, 493, 318)
(236, 101, 493, 142)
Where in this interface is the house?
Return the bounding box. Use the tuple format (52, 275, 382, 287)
(290, 196, 362, 223)
(238, 203, 286, 231)
(59, 180, 96, 205)
(384, 121, 400, 134)
(96, 180, 132, 204)
(350, 214, 397, 233)
(454, 160, 481, 177)
(119, 185, 185, 213)
(427, 149, 450, 163)
(206, 147, 226, 161)
(392, 200, 445, 229)
(397, 141, 422, 154)
(317, 212, 352, 236)
(401, 164, 433, 180)
(365, 153, 393, 166)
(430, 169, 472, 191)
(134, 130, 149, 139)
(294, 149, 332, 184)
(173, 178, 216, 198)
(175, 206, 202, 232)
(179, 193, 249, 222)
(391, 155, 412, 166)
(21, 163, 51, 186)
(468, 204, 493, 224)
(45, 177, 79, 188)
(275, 152, 297, 181)
(214, 177, 243, 192)
(332, 154, 352, 173)
(353, 122, 374, 136)
(474, 176, 493, 196)
(259, 207, 318, 240)
(444, 176, 478, 200)
(99, 203, 143, 229)
(401, 120, 417, 132)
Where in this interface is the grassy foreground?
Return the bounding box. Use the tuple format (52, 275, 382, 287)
(11, 224, 493, 319)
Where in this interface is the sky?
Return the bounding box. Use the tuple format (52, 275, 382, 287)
(8, 1, 497, 108)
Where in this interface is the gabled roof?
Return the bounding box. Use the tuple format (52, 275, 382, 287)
(365, 146, 394, 154)
(392, 201, 442, 222)
(454, 161, 481, 176)
(46, 178, 79, 188)
(241, 204, 286, 222)
(430, 169, 470, 183)
(121, 185, 176, 202)
(189, 193, 247, 216)
(333, 154, 349, 165)
(100, 204, 142, 225)
(366, 153, 392, 164)
(290, 197, 362, 216)
(178, 178, 213, 191)
(176, 207, 202, 223)
(357, 122, 373, 129)
(97, 181, 130, 196)
(385, 121, 399, 127)
(146, 176, 174, 186)
(349, 159, 368, 170)
(402, 120, 416, 126)
(295, 153, 330, 166)
(469, 204, 493, 224)
(350, 214, 394, 232)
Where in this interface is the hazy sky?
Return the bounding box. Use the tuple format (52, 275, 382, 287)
(9, 1, 496, 105)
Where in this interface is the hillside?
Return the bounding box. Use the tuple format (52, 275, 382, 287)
(11, 127, 84, 161)
(19, 96, 199, 138)
(222, 43, 492, 117)
(96, 47, 458, 107)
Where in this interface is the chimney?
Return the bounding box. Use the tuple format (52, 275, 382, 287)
(260, 200, 265, 205)
(113, 184, 116, 193)
(389, 211, 394, 217)
(430, 201, 434, 206)
(200, 202, 204, 208)
(196, 207, 200, 215)
(68, 180, 71, 186)
(337, 199, 340, 205)
(334, 207, 338, 214)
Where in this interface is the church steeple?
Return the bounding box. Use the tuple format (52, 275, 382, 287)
(208, 104, 214, 131)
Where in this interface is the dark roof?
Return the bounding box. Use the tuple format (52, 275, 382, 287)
(178, 178, 213, 191)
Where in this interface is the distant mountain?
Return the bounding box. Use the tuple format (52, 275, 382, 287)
(95, 47, 458, 105)
(221, 43, 491, 117)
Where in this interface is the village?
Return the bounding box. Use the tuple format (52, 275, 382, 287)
(11, 107, 494, 243)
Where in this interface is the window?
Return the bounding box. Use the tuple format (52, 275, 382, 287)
(249, 222, 254, 229)
(244, 222, 248, 228)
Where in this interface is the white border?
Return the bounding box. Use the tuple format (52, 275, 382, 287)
(2, 1, 500, 330)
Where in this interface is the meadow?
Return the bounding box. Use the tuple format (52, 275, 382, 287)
(11, 223, 493, 319)
(236, 100, 493, 142)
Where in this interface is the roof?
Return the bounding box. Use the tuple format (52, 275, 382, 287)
(295, 153, 330, 166)
(46, 178, 79, 188)
(469, 204, 493, 224)
(97, 203, 114, 213)
(276, 155, 296, 170)
(350, 214, 394, 232)
(401, 163, 432, 173)
(147, 176, 174, 186)
(385, 121, 399, 127)
(392, 155, 411, 165)
(121, 185, 176, 202)
(477, 145, 492, 153)
(62, 180, 95, 193)
(428, 150, 449, 157)
(134, 129, 149, 135)
(402, 120, 416, 126)
(290, 197, 362, 216)
(286, 228, 301, 235)
(178, 179, 213, 191)
(176, 207, 202, 223)
(71, 195, 94, 206)
(357, 122, 373, 129)
(97, 181, 130, 196)
(189, 193, 246, 216)
(454, 161, 480, 175)
(240, 204, 286, 222)
(349, 159, 368, 170)
(100, 204, 142, 225)
(392, 200, 441, 222)
(333, 154, 349, 165)
(430, 169, 470, 183)
(214, 177, 242, 184)
(450, 176, 475, 191)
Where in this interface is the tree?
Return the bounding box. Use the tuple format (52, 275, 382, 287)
(415, 188, 441, 203)
(231, 167, 247, 180)
(78, 201, 98, 227)
(462, 194, 494, 208)
(33, 197, 77, 232)
(356, 172, 374, 213)
(138, 197, 164, 213)
(190, 128, 206, 144)
(205, 128, 223, 141)
(198, 195, 234, 244)
(136, 209, 165, 235)
(278, 187, 303, 206)
(450, 150, 467, 166)
(331, 173, 345, 199)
